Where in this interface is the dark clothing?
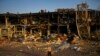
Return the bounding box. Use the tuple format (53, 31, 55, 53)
(67, 34, 74, 43)
(47, 51, 52, 56)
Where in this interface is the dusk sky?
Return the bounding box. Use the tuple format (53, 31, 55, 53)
(0, 0, 100, 13)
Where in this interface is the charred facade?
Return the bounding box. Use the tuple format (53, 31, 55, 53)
(0, 7, 100, 39)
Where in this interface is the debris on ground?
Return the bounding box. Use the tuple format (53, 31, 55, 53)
(0, 38, 100, 56)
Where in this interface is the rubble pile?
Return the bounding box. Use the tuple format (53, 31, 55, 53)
(0, 36, 100, 56)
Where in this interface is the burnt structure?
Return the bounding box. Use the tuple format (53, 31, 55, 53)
(0, 3, 100, 39)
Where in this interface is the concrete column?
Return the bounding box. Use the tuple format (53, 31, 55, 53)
(30, 29, 32, 35)
(57, 15, 60, 34)
(22, 26, 25, 39)
(5, 16, 9, 39)
(39, 31, 42, 37)
(47, 17, 50, 36)
(24, 17, 28, 25)
(5, 16, 8, 28)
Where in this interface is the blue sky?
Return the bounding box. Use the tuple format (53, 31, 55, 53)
(0, 0, 100, 13)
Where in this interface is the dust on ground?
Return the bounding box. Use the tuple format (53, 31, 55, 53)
(0, 39, 100, 56)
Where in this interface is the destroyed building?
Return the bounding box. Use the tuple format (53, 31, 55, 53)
(0, 3, 100, 40)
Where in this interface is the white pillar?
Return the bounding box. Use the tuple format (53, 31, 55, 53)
(5, 16, 8, 28)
